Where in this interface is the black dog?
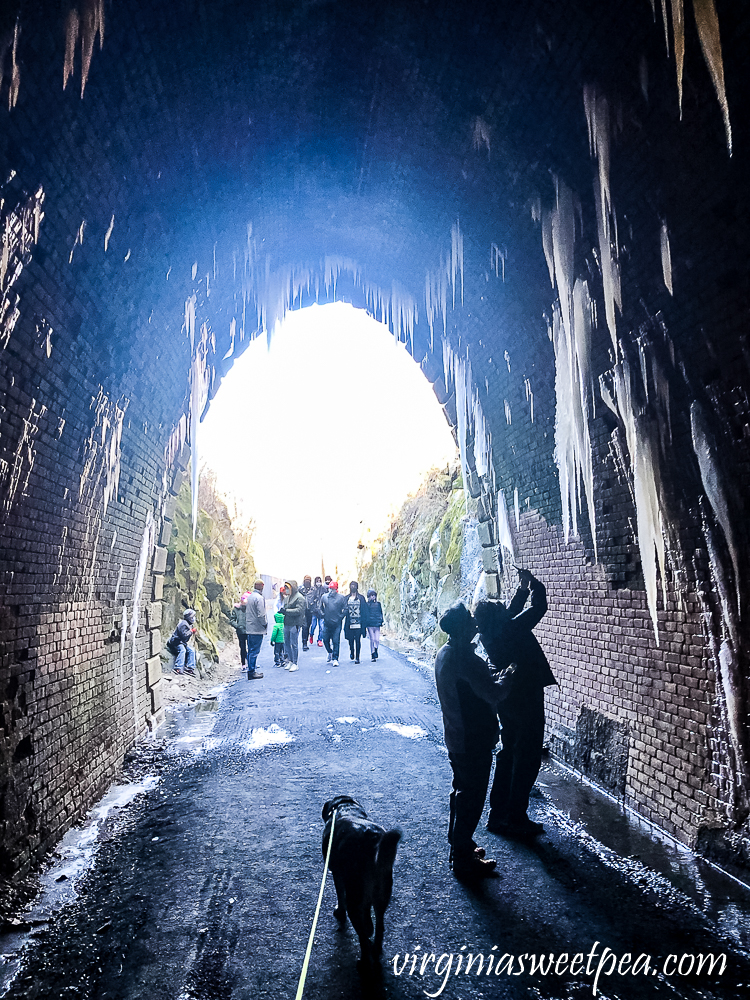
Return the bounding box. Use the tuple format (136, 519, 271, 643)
(322, 796, 401, 968)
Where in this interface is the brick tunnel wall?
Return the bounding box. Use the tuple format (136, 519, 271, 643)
(1, 0, 749, 878)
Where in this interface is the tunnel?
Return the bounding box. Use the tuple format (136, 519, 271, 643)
(0, 0, 749, 890)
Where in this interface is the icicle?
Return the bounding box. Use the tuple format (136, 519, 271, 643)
(691, 401, 741, 617)
(660, 221, 673, 295)
(64, 9, 80, 90)
(451, 221, 464, 309)
(491, 243, 505, 280)
(514, 488, 520, 531)
(504, 400, 511, 424)
(718, 641, 745, 775)
(189, 323, 211, 538)
(692, 0, 731, 154)
(472, 117, 491, 159)
(222, 318, 236, 361)
(524, 378, 534, 422)
(660, 0, 670, 54)
(583, 85, 621, 349)
(104, 214, 115, 251)
(496, 490, 516, 561)
(541, 211, 555, 287)
(130, 511, 154, 731)
(1, 399, 47, 514)
(69, 220, 86, 264)
(80, 0, 105, 98)
(8, 20, 20, 110)
(671, 0, 685, 115)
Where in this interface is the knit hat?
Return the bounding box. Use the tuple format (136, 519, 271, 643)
(183, 609, 197, 624)
(329, 581, 339, 591)
(367, 589, 377, 598)
(438, 602, 474, 637)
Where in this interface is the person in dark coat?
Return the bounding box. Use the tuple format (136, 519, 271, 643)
(343, 581, 368, 663)
(308, 575, 326, 646)
(434, 602, 515, 878)
(365, 588, 384, 660)
(227, 594, 248, 667)
(474, 568, 557, 839)
(321, 581, 347, 665)
(166, 608, 198, 674)
(299, 575, 314, 651)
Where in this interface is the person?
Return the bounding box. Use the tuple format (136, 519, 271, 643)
(275, 585, 287, 613)
(300, 575, 314, 651)
(166, 608, 198, 674)
(473, 568, 557, 839)
(244, 579, 267, 680)
(434, 602, 515, 878)
(282, 578, 306, 672)
(309, 575, 326, 647)
(343, 581, 367, 663)
(365, 588, 383, 661)
(270, 609, 286, 666)
(321, 581, 347, 666)
(227, 594, 248, 668)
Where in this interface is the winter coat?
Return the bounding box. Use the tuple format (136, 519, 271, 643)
(245, 589, 268, 635)
(364, 600, 384, 629)
(309, 583, 326, 614)
(166, 620, 195, 654)
(282, 580, 307, 627)
(481, 580, 556, 690)
(434, 638, 514, 755)
(321, 589, 348, 627)
(343, 593, 367, 639)
(270, 612, 285, 645)
(228, 604, 247, 634)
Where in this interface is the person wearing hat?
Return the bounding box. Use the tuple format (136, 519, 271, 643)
(365, 588, 384, 660)
(434, 602, 515, 878)
(166, 608, 198, 675)
(244, 579, 267, 680)
(321, 581, 347, 665)
(299, 575, 315, 651)
(473, 568, 556, 838)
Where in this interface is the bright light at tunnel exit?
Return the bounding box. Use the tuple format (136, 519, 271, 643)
(199, 302, 458, 585)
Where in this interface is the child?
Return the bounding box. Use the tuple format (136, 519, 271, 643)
(366, 589, 384, 661)
(271, 609, 286, 666)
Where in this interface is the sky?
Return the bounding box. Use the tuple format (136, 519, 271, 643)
(199, 302, 457, 584)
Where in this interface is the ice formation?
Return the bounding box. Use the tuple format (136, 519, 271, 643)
(1, 187, 45, 349)
(491, 243, 505, 281)
(69, 219, 86, 263)
(583, 85, 621, 349)
(660, 221, 673, 295)
(425, 221, 464, 345)
(672, 0, 685, 114)
(104, 214, 114, 251)
(1, 398, 47, 514)
(524, 378, 534, 422)
(8, 20, 20, 110)
(472, 117, 491, 159)
(693, 0, 731, 153)
(600, 347, 671, 642)
(540, 175, 598, 558)
(514, 488, 520, 531)
(78, 387, 127, 517)
(130, 511, 155, 730)
(496, 489, 516, 562)
(442, 338, 492, 488)
(189, 322, 211, 538)
(62, 1, 105, 98)
(690, 401, 741, 617)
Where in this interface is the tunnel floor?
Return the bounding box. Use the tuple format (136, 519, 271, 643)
(1, 642, 749, 1000)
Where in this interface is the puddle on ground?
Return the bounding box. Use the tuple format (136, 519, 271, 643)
(540, 760, 750, 952)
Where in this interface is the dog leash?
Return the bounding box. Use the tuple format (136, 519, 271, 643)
(294, 809, 336, 1000)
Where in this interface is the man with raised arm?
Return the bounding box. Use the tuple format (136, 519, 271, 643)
(474, 568, 557, 839)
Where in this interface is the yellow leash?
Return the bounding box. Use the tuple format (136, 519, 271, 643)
(295, 810, 336, 1000)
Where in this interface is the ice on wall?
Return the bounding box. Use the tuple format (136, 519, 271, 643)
(472, 117, 491, 160)
(496, 489, 516, 563)
(442, 339, 493, 491)
(0, 398, 47, 514)
(69, 219, 86, 264)
(1, 187, 45, 349)
(78, 387, 128, 517)
(491, 243, 505, 281)
(104, 214, 114, 251)
(660, 221, 673, 295)
(690, 401, 741, 617)
(425, 221, 464, 345)
(130, 511, 155, 731)
(583, 85, 621, 349)
(189, 322, 211, 538)
(600, 349, 670, 642)
(538, 176, 598, 558)
(524, 378, 534, 422)
(8, 20, 20, 110)
(62, 1, 105, 98)
(693, 0, 732, 153)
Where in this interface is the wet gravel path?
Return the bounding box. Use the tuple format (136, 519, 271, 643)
(2, 642, 750, 1000)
